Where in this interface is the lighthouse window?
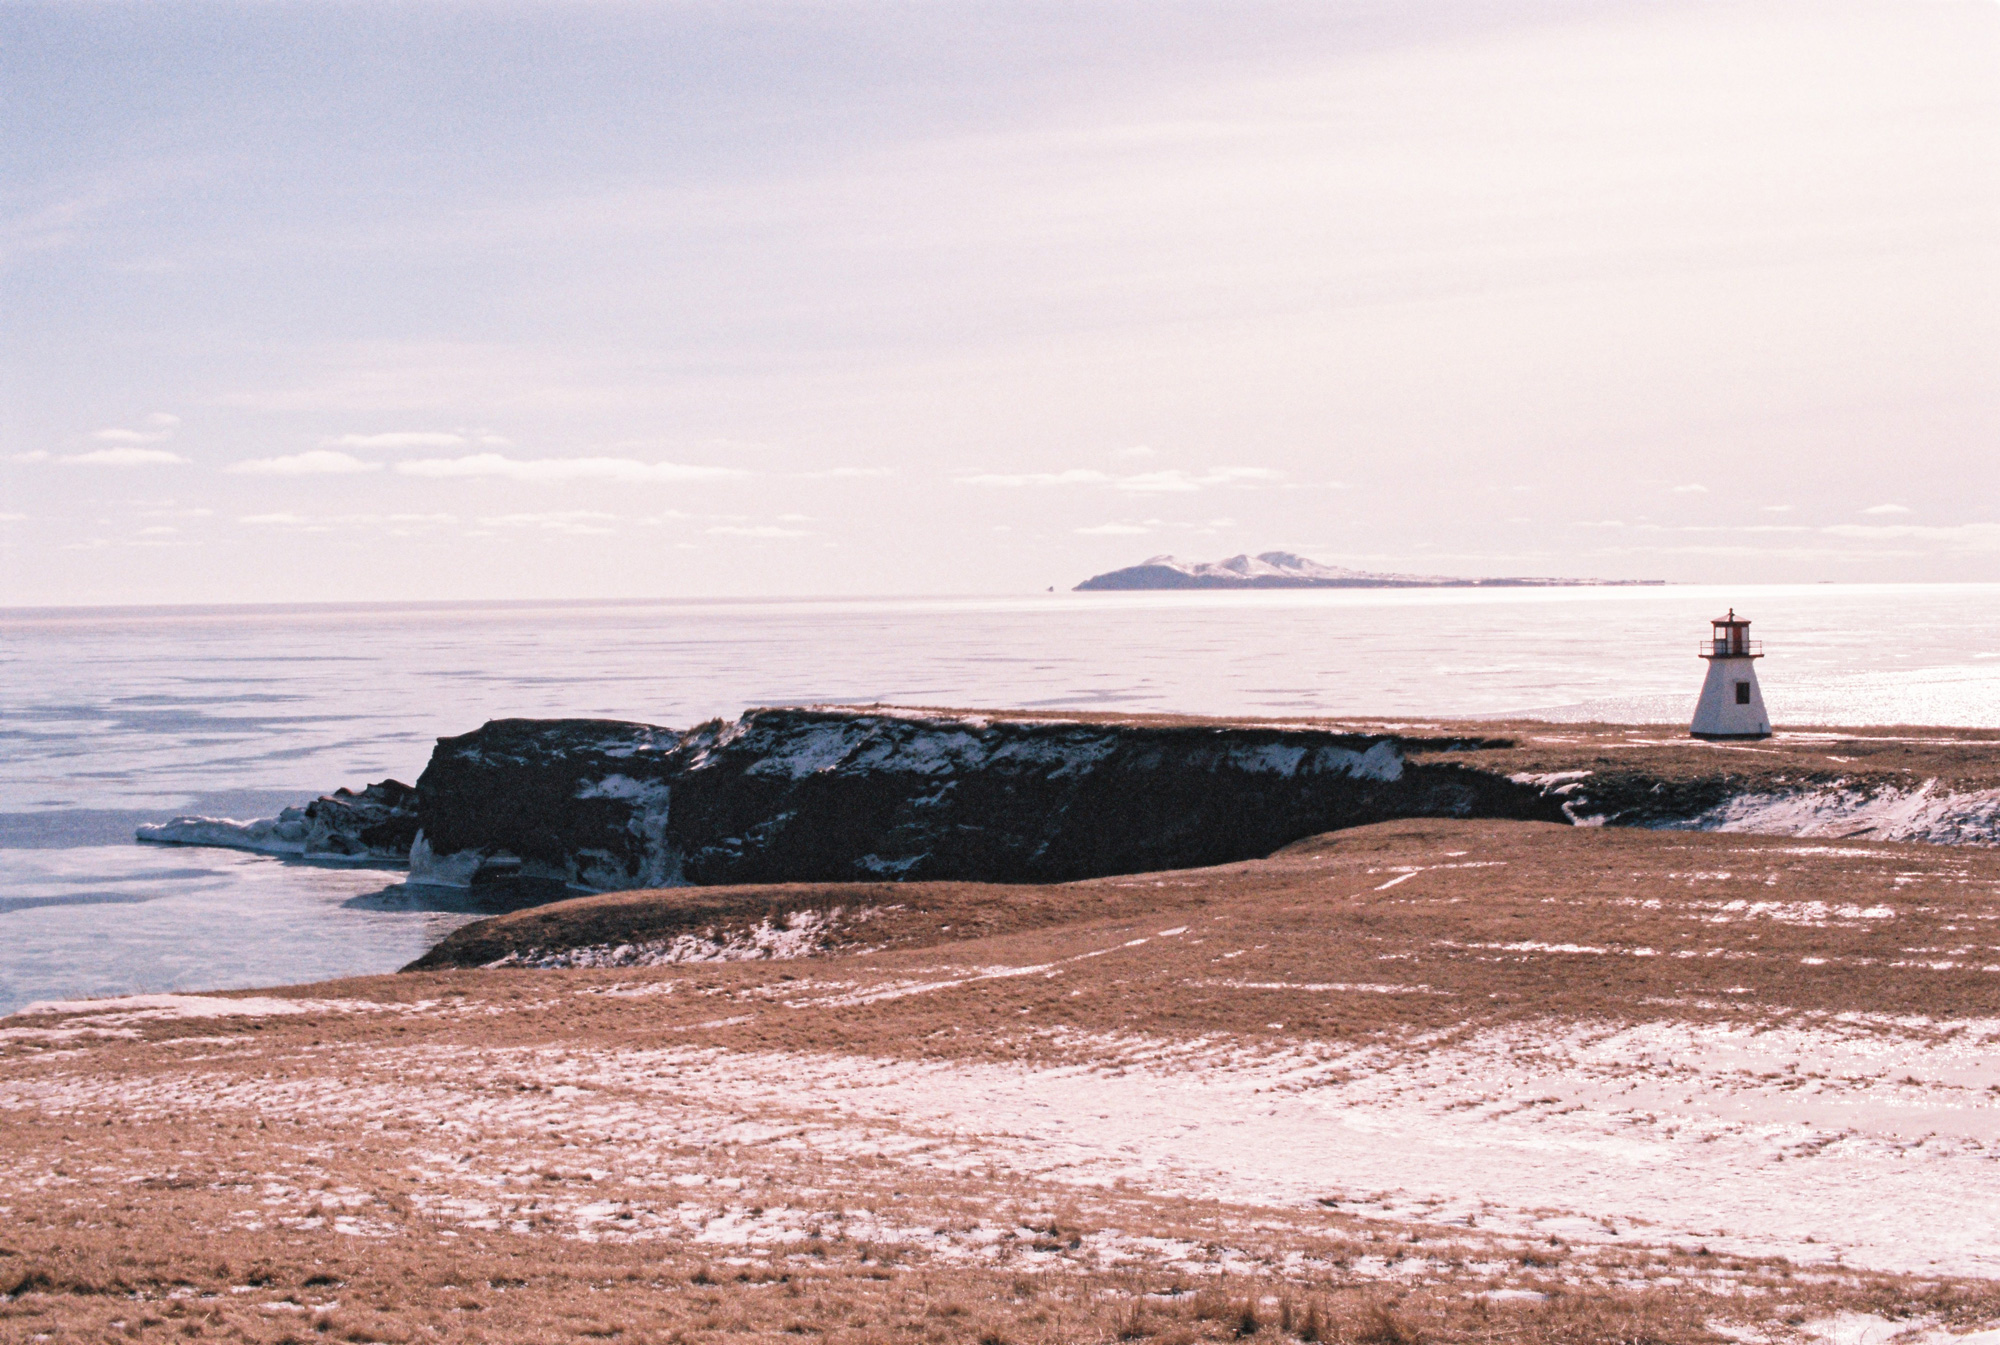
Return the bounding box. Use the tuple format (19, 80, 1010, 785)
(1735, 681, 1751, 705)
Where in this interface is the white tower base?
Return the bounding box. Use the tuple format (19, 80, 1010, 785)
(1692, 657, 1770, 739)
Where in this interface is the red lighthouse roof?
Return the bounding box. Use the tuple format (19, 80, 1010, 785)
(1701, 609, 1761, 659)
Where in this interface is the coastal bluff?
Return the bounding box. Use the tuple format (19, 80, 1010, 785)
(136, 710, 2000, 904)
(402, 709, 1559, 896)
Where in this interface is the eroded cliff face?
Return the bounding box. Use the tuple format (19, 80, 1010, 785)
(410, 719, 685, 893)
(409, 709, 1567, 895)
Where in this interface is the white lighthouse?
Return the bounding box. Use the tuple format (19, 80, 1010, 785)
(1691, 608, 1771, 739)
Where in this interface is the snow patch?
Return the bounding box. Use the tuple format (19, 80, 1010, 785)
(727, 714, 1404, 786)
(1201, 980, 1439, 995)
(1510, 770, 1593, 791)
(1802, 1316, 1928, 1345)
(1681, 781, 2000, 847)
(1691, 899, 1896, 926)
(9, 993, 403, 1023)
(1339, 740, 1405, 782)
(408, 831, 482, 887)
(574, 774, 671, 803)
(484, 906, 857, 970)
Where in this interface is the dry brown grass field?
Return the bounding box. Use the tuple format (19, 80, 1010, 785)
(5, 819, 2000, 1344)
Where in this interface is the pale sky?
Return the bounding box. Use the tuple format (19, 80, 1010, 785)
(3, 0, 1996, 604)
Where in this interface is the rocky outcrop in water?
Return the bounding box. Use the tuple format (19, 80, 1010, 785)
(407, 709, 1564, 895)
(137, 779, 419, 862)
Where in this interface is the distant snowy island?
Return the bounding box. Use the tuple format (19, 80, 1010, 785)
(1075, 551, 1664, 591)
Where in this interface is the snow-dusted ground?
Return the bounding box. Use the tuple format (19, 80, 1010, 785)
(547, 1019, 1998, 1279)
(8, 992, 406, 1022)
(11, 996, 1996, 1280)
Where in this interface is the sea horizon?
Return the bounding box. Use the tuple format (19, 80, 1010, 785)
(11, 576, 2000, 621)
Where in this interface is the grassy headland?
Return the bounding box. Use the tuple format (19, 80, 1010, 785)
(5, 816, 1999, 1343)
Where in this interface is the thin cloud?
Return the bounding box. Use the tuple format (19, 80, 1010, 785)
(62, 447, 189, 466)
(478, 511, 616, 525)
(92, 427, 173, 445)
(798, 466, 894, 480)
(236, 511, 458, 532)
(9, 451, 50, 463)
(958, 466, 1278, 492)
(0, 512, 27, 522)
(394, 454, 747, 483)
(1861, 503, 1911, 515)
(227, 450, 382, 476)
(478, 511, 618, 534)
(1114, 445, 1156, 460)
(707, 524, 810, 537)
(1584, 522, 2000, 559)
(960, 469, 1113, 487)
(1117, 468, 1279, 493)
(1583, 522, 1811, 535)
(1075, 522, 1153, 535)
(327, 431, 507, 450)
(1822, 523, 2000, 550)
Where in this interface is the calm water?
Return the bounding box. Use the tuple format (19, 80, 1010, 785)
(3, 583, 1997, 1013)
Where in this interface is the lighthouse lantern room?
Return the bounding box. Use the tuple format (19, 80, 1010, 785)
(1690, 608, 1771, 740)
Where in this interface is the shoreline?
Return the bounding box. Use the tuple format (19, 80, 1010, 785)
(133, 709, 2000, 893)
(10, 706, 1994, 1013)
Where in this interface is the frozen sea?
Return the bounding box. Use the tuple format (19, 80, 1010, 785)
(3, 583, 1997, 1014)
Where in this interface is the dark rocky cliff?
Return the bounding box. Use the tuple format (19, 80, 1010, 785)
(408, 708, 1567, 895)
(138, 714, 2000, 889)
